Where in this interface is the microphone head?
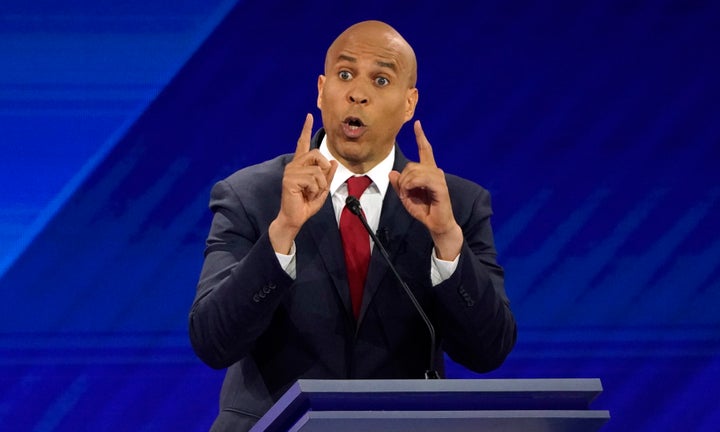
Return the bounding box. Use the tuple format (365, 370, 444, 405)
(345, 195, 363, 216)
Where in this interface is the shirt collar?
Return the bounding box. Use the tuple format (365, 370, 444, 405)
(319, 134, 394, 199)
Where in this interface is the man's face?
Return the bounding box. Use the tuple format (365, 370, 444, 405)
(317, 27, 418, 173)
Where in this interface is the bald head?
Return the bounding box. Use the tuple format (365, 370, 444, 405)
(325, 20, 417, 88)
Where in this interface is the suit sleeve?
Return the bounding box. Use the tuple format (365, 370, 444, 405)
(430, 185, 517, 372)
(188, 180, 293, 369)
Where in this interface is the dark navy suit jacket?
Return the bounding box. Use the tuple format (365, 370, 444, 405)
(189, 129, 517, 431)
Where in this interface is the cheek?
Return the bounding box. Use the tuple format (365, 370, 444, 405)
(322, 87, 344, 109)
(381, 96, 411, 121)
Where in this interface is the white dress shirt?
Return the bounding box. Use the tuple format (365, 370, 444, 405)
(276, 136, 458, 285)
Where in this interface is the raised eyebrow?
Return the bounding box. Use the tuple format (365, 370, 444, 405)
(376, 60, 397, 72)
(337, 54, 356, 63)
(336, 55, 396, 72)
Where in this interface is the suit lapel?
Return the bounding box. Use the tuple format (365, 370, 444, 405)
(305, 129, 354, 317)
(306, 197, 354, 318)
(357, 149, 414, 324)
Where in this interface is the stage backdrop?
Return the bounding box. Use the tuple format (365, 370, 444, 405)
(1, 1, 718, 431)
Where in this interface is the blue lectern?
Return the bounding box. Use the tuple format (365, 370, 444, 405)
(250, 378, 610, 431)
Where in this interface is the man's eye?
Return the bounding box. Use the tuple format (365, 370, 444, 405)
(339, 71, 352, 80)
(375, 76, 390, 87)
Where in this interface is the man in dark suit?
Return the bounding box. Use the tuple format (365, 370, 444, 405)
(189, 20, 517, 432)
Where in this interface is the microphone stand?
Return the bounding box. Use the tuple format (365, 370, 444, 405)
(346, 196, 440, 379)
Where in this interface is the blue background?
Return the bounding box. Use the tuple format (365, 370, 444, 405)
(1, 1, 719, 430)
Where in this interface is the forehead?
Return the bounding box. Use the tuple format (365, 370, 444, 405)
(327, 32, 410, 72)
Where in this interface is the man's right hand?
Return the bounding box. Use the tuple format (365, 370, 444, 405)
(269, 113, 338, 254)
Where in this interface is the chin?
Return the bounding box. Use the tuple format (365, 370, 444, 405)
(337, 145, 368, 164)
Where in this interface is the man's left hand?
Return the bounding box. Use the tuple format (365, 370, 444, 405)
(389, 120, 463, 260)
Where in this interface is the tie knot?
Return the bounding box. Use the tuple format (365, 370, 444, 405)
(346, 175, 372, 198)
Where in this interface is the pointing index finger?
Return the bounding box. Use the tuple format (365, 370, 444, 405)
(294, 113, 314, 159)
(414, 120, 436, 166)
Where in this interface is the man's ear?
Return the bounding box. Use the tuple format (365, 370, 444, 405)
(404, 87, 419, 121)
(317, 75, 326, 109)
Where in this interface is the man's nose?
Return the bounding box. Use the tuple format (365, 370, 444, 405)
(349, 95, 368, 104)
(347, 85, 369, 104)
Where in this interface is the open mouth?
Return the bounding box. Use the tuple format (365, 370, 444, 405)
(342, 116, 367, 139)
(344, 117, 366, 128)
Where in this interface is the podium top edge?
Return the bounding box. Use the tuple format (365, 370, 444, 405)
(293, 378, 604, 393)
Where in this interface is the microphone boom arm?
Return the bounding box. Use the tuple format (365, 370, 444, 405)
(346, 195, 440, 379)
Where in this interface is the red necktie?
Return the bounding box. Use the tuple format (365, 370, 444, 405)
(339, 176, 372, 319)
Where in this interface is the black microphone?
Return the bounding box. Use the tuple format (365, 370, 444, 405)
(345, 195, 440, 379)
